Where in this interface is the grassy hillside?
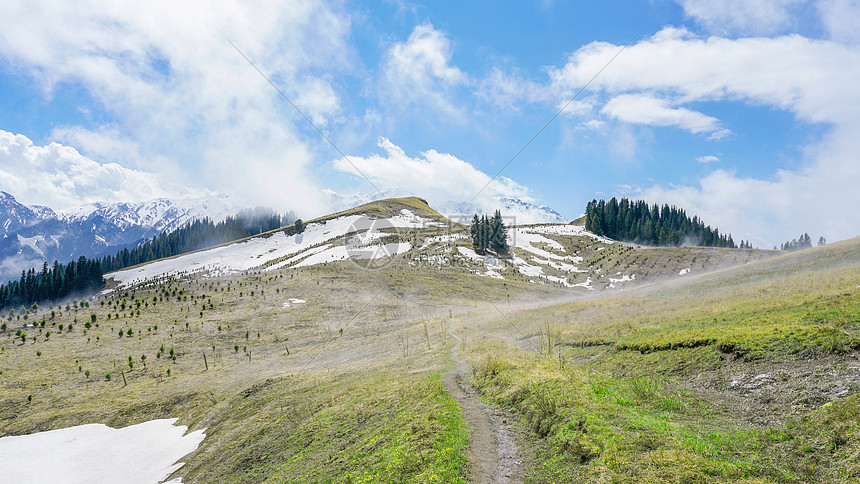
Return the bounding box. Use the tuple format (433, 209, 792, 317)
(0, 201, 856, 483)
(461, 237, 860, 482)
(0, 255, 557, 482)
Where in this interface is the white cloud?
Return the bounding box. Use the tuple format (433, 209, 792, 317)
(547, 28, 860, 244)
(678, 0, 805, 36)
(695, 155, 720, 163)
(638, 126, 860, 246)
(380, 23, 469, 118)
(0, 130, 189, 210)
(549, 31, 860, 125)
(819, 0, 860, 44)
(0, 0, 344, 214)
(332, 137, 534, 215)
(602, 94, 727, 137)
(475, 67, 555, 109)
(578, 119, 607, 131)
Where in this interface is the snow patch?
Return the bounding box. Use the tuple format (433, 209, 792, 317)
(609, 274, 635, 284)
(16, 234, 45, 257)
(420, 233, 466, 249)
(679, 268, 691, 276)
(282, 298, 306, 308)
(0, 418, 204, 484)
(519, 223, 615, 244)
(109, 209, 440, 287)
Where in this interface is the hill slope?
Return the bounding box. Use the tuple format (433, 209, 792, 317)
(3, 197, 854, 483)
(106, 196, 777, 293)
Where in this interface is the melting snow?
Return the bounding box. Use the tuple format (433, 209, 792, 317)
(283, 298, 306, 308)
(420, 233, 467, 249)
(16, 234, 45, 257)
(679, 268, 691, 276)
(609, 274, 635, 284)
(0, 418, 204, 484)
(519, 224, 615, 244)
(109, 210, 435, 287)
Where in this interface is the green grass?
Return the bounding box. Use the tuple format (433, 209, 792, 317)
(454, 239, 860, 483)
(178, 370, 467, 483)
(469, 342, 860, 483)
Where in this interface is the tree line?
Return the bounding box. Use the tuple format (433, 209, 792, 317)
(585, 198, 738, 248)
(0, 257, 103, 311)
(470, 211, 509, 254)
(779, 233, 825, 251)
(100, 210, 295, 272)
(0, 210, 299, 310)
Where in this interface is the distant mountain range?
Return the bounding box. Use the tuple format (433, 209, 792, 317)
(0, 189, 567, 283)
(0, 192, 234, 282)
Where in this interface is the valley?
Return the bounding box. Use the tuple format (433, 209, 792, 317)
(0, 198, 858, 483)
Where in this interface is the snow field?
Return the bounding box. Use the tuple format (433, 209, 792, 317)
(0, 418, 205, 484)
(109, 210, 437, 287)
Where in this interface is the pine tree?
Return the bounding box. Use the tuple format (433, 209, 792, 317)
(470, 214, 480, 249)
(591, 213, 604, 236)
(480, 216, 490, 253)
(490, 210, 508, 253)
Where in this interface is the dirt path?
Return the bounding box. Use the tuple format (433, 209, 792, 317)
(442, 328, 523, 484)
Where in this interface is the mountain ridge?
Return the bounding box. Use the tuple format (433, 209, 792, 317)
(0, 192, 239, 282)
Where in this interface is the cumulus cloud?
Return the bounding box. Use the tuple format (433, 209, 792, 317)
(0, 130, 187, 210)
(602, 94, 729, 138)
(819, 0, 860, 44)
(0, 0, 344, 214)
(640, 128, 860, 247)
(332, 137, 537, 217)
(550, 30, 860, 125)
(547, 28, 860, 244)
(380, 23, 469, 119)
(678, 0, 805, 36)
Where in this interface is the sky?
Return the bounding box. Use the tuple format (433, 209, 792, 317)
(0, 0, 859, 248)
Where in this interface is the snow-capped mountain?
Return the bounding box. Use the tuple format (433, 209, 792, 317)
(325, 189, 567, 225)
(0, 192, 57, 234)
(438, 196, 567, 225)
(0, 192, 237, 282)
(60, 195, 234, 233)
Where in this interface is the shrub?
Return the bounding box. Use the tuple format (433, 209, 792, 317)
(106, 373, 112, 381)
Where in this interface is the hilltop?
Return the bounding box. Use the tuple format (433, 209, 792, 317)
(105, 196, 777, 293)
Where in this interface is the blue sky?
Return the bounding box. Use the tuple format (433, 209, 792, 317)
(0, 0, 858, 247)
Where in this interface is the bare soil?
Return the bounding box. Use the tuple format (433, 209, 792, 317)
(444, 327, 523, 484)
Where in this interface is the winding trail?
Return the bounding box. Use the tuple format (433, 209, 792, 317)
(443, 327, 522, 484)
